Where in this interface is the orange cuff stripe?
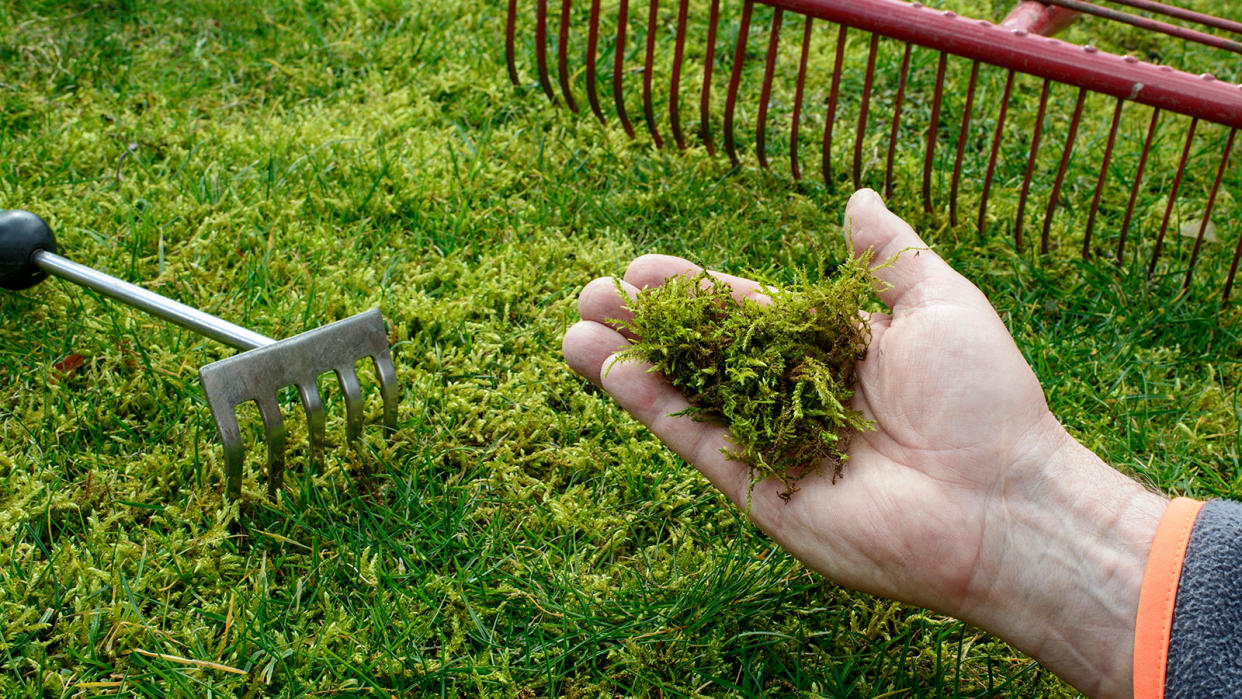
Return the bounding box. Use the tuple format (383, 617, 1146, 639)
(1134, 496, 1204, 699)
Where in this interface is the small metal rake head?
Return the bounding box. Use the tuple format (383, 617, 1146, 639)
(199, 309, 399, 499)
(506, 0, 1242, 299)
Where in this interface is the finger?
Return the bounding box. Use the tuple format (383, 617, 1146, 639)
(562, 321, 630, 386)
(843, 188, 962, 309)
(578, 276, 640, 338)
(600, 355, 752, 508)
(624, 254, 772, 306)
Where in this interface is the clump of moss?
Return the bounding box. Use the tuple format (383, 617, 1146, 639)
(618, 256, 876, 498)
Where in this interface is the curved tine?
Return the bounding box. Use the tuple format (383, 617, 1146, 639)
(950, 61, 980, 227)
(853, 32, 879, 190)
(372, 353, 399, 430)
(923, 52, 947, 213)
(1084, 98, 1124, 259)
(1119, 108, 1160, 263)
(585, 0, 606, 123)
(1041, 86, 1086, 254)
(613, 0, 636, 137)
(1015, 79, 1052, 251)
(256, 394, 287, 498)
(723, 0, 755, 167)
(214, 406, 246, 499)
(1149, 118, 1198, 278)
(978, 69, 1015, 239)
(506, 0, 520, 86)
(336, 364, 365, 444)
(699, 0, 721, 154)
(883, 42, 912, 198)
(558, 0, 579, 112)
(1184, 128, 1235, 290)
(536, 0, 557, 103)
(756, 8, 783, 170)
(789, 16, 812, 180)
(1226, 219, 1242, 301)
(297, 378, 326, 474)
(668, 0, 690, 149)
(821, 24, 847, 189)
(641, 0, 664, 147)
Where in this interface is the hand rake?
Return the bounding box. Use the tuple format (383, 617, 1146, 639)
(506, 0, 1242, 298)
(0, 209, 399, 498)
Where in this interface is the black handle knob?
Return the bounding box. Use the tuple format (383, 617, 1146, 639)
(0, 210, 58, 291)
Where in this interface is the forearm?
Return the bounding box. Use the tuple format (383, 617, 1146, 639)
(960, 435, 1167, 698)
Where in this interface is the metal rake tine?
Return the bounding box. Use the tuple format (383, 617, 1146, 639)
(506, 0, 520, 86)
(1040, 86, 1087, 254)
(372, 352, 399, 429)
(789, 16, 812, 180)
(298, 380, 327, 472)
(722, 0, 755, 167)
(585, 0, 606, 123)
(1183, 128, 1235, 290)
(756, 7, 783, 170)
(853, 32, 879, 190)
(336, 364, 365, 444)
(1015, 79, 1052, 250)
(922, 52, 947, 213)
(1119, 108, 1161, 263)
(1084, 98, 1125, 259)
(215, 408, 246, 499)
(949, 60, 980, 227)
(256, 394, 288, 498)
(820, 24, 847, 188)
(668, 0, 690, 149)
(536, 0, 557, 104)
(978, 68, 1015, 240)
(557, 0, 579, 112)
(612, 0, 636, 138)
(883, 42, 912, 199)
(641, 0, 664, 147)
(1149, 118, 1198, 277)
(699, 0, 721, 155)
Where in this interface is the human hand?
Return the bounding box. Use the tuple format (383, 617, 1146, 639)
(562, 189, 1167, 698)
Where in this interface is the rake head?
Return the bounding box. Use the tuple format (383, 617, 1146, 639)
(199, 309, 399, 499)
(506, 0, 1242, 298)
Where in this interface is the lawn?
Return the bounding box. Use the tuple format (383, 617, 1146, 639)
(1, 0, 1239, 696)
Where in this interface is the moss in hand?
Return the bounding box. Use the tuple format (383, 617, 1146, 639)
(616, 256, 877, 499)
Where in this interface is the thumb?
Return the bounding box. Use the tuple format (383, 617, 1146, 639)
(843, 188, 962, 310)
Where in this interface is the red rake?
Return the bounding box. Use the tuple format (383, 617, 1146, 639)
(505, 0, 1242, 298)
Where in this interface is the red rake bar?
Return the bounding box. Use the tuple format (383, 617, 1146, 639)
(506, 0, 1242, 298)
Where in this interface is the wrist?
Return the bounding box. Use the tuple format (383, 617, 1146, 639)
(961, 427, 1168, 698)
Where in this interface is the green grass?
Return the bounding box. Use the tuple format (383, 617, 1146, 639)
(1, 0, 1239, 696)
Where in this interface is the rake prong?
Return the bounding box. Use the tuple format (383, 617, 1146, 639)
(789, 16, 812, 180)
(557, 0, 579, 112)
(1184, 128, 1235, 290)
(506, 0, 520, 86)
(585, 0, 606, 123)
(536, 0, 557, 103)
(1119, 108, 1161, 262)
(923, 53, 947, 213)
(700, 0, 721, 154)
(1150, 117, 1198, 277)
(256, 394, 287, 498)
(1041, 86, 1087, 254)
(336, 364, 365, 444)
(642, 0, 664, 147)
(298, 379, 327, 472)
(978, 69, 1016, 238)
(1226, 226, 1242, 301)
(216, 408, 246, 499)
(854, 32, 879, 190)
(668, 0, 690, 148)
(723, 0, 755, 167)
(884, 42, 912, 199)
(950, 61, 980, 226)
(1015, 79, 1051, 250)
(756, 8, 784, 170)
(1084, 98, 1125, 258)
(373, 353, 399, 429)
(821, 24, 848, 188)
(612, 0, 636, 137)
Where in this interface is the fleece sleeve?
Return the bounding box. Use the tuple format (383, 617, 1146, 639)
(1133, 498, 1242, 699)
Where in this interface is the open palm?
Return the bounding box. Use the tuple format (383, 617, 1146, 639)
(562, 189, 1068, 619)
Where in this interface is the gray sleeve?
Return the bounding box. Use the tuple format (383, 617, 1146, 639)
(1165, 499, 1242, 698)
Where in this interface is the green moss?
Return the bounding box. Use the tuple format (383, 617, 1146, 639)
(618, 255, 876, 496)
